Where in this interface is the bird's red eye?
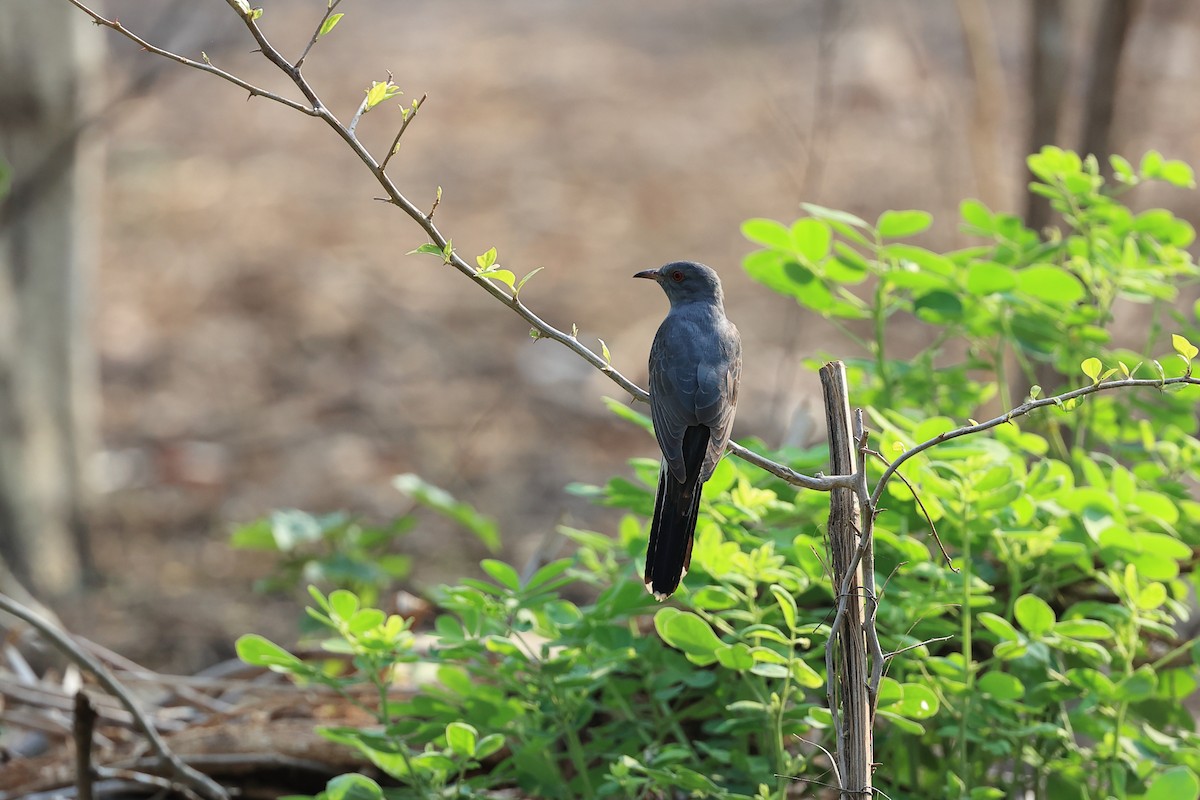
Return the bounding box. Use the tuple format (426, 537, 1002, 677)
(671, 270, 685, 282)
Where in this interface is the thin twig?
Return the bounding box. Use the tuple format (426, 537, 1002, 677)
(870, 374, 1200, 508)
(295, 0, 344, 70)
(64, 0, 317, 116)
(427, 185, 442, 220)
(62, 0, 852, 494)
(0, 593, 229, 800)
(347, 92, 371, 138)
(380, 93, 428, 173)
(854, 411, 885, 718)
(865, 448, 955, 569)
(794, 735, 844, 792)
(884, 635, 954, 660)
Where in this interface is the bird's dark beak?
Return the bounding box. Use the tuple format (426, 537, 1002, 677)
(633, 269, 659, 280)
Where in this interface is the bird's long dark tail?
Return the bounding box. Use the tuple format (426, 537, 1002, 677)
(645, 426, 709, 600)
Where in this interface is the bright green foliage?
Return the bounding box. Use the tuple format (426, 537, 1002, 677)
(736, 148, 1200, 799)
(239, 151, 1200, 799)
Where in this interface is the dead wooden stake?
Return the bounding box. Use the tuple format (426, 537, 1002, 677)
(820, 361, 873, 798)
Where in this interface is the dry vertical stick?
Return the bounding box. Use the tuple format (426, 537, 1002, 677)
(820, 361, 872, 799)
(73, 691, 98, 800)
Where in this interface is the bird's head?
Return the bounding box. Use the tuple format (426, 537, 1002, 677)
(633, 260, 725, 307)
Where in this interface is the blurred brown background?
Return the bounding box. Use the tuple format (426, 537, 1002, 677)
(3, 0, 1199, 671)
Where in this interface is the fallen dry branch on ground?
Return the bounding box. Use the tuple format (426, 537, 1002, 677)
(0, 592, 430, 800)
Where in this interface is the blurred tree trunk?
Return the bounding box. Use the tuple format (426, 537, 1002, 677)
(1079, 0, 1136, 180)
(1025, 0, 1138, 230)
(0, 1, 104, 597)
(1024, 0, 1066, 233)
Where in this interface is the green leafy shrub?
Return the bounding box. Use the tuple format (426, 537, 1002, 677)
(231, 474, 499, 613)
(238, 149, 1200, 800)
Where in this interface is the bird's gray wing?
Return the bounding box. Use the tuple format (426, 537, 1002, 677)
(648, 320, 700, 484)
(695, 320, 741, 481)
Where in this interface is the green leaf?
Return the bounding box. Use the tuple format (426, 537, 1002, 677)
(960, 199, 994, 233)
(365, 80, 401, 110)
(1016, 265, 1086, 305)
(1081, 357, 1102, 384)
(1116, 665, 1158, 701)
(229, 518, 277, 550)
(1014, 594, 1056, 636)
(741, 218, 792, 249)
(714, 642, 755, 671)
(913, 290, 963, 323)
(790, 658, 824, 688)
(769, 584, 797, 633)
(894, 683, 940, 718)
(978, 671, 1025, 700)
(598, 338, 611, 365)
(478, 267, 516, 290)
(1110, 154, 1136, 183)
(328, 589, 359, 621)
(445, 721, 478, 757)
(475, 733, 505, 759)
(476, 247, 497, 270)
(393, 474, 500, 551)
(801, 202, 869, 229)
(970, 790, 1006, 800)
(1140, 149, 1165, 179)
(726, 699, 769, 715)
(515, 266, 544, 297)
(912, 416, 957, 443)
(236, 634, 303, 671)
(965, 261, 1016, 295)
(877, 209, 933, 239)
(268, 509, 325, 550)
(1053, 619, 1114, 640)
(1172, 333, 1198, 362)
(877, 709, 925, 735)
(1159, 160, 1197, 188)
(977, 612, 1020, 642)
(480, 559, 520, 590)
(407, 242, 444, 256)
(1145, 767, 1200, 800)
(791, 218, 832, 263)
(750, 663, 789, 679)
(318, 12, 344, 37)
(323, 774, 384, 800)
(655, 609, 724, 663)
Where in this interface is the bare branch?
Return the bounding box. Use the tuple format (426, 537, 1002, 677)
(380, 93, 428, 173)
(870, 374, 1200, 508)
(0, 593, 230, 800)
(885, 635, 954, 660)
(64, 0, 318, 116)
(793, 736, 844, 791)
(295, 0, 344, 70)
(865, 448, 954, 569)
(347, 92, 371, 139)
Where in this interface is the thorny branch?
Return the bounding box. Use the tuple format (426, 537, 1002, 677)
(65, 0, 850, 494)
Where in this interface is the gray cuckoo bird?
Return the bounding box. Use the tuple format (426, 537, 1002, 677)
(634, 261, 741, 600)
